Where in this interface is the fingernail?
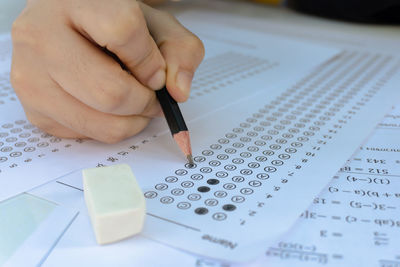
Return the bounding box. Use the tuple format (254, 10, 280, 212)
(176, 70, 193, 99)
(148, 69, 166, 90)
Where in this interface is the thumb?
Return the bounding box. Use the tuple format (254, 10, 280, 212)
(139, 3, 205, 102)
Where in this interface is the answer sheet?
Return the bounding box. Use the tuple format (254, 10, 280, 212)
(51, 49, 400, 261)
(2, 15, 400, 261)
(0, 28, 337, 201)
(30, 99, 400, 267)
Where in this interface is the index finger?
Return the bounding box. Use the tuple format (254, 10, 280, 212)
(70, 0, 166, 90)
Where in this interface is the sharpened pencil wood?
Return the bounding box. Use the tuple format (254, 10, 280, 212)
(156, 87, 193, 164)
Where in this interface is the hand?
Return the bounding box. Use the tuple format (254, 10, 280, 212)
(11, 0, 204, 143)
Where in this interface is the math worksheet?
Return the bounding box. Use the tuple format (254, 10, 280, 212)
(1, 13, 400, 265)
(256, 104, 400, 266)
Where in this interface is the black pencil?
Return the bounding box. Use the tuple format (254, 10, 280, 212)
(156, 87, 193, 165)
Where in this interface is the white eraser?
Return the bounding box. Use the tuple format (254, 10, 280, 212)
(82, 164, 146, 245)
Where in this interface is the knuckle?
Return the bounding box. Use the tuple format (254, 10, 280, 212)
(11, 17, 28, 40)
(95, 88, 127, 114)
(141, 92, 156, 114)
(10, 68, 37, 101)
(159, 10, 177, 23)
(175, 34, 205, 65)
(10, 68, 25, 92)
(133, 45, 162, 71)
(94, 72, 131, 113)
(101, 2, 143, 46)
(26, 114, 50, 132)
(102, 120, 130, 144)
(189, 35, 205, 61)
(11, 16, 39, 47)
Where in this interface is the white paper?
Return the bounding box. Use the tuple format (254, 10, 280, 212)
(2, 16, 400, 263)
(10, 7, 399, 266)
(0, 27, 338, 201)
(28, 183, 201, 267)
(0, 33, 11, 72)
(0, 193, 78, 267)
(40, 48, 399, 262)
(244, 105, 400, 267)
(30, 102, 400, 267)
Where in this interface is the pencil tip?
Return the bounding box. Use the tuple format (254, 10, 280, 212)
(187, 154, 194, 166)
(173, 131, 193, 164)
